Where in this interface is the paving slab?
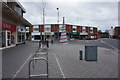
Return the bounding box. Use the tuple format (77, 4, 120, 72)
(2, 41, 118, 78)
(49, 43, 118, 78)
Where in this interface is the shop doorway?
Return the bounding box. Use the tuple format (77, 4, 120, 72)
(7, 31, 11, 46)
(7, 31, 15, 46)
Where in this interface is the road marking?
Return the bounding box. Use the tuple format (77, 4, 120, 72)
(54, 53, 66, 78)
(101, 40, 118, 50)
(12, 54, 33, 78)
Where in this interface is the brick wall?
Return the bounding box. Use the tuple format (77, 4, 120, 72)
(70, 25, 73, 32)
(66, 25, 69, 32)
(80, 26, 82, 32)
(41, 25, 44, 32)
(55, 25, 59, 32)
(29, 26, 33, 32)
(51, 25, 54, 32)
(93, 28, 97, 33)
(77, 26, 80, 32)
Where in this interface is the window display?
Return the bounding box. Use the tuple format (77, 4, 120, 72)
(2, 30, 6, 47)
(18, 32, 22, 42)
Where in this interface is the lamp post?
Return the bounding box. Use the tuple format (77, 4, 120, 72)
(57, 8, 59, 24)
(57, 8, 59, 41)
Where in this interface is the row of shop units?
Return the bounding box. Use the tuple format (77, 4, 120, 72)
(27, 24, 98, 41)
(30, 32, 98, 41)
(0, 21, 28, 48)
(0, 1, 32, 49)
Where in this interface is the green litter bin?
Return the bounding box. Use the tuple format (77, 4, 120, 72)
(85, 46, 98, 61)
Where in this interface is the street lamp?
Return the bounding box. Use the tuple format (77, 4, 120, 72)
(56, 8, 60, 41)
(56, 8, 59, 24)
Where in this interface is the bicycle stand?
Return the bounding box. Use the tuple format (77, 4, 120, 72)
(28, 57, 48, 78)
(32, 49, 48, 69)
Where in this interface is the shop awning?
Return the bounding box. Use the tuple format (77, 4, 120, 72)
(2, 2, 32, 27)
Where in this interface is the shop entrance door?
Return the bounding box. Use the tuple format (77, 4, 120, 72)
(7, 31, 11, 46)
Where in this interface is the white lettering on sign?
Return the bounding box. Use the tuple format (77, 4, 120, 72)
(3, 24, 11, 29)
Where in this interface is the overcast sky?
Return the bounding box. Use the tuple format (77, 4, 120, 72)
(18, 0, 119, 31)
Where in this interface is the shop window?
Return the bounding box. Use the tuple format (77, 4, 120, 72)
(73, 28, 76, 31)
(26, 27, 29, 32)
(17, 32, 22, 42)
(22, 33, 25, 42)
(15, 5, 22, 16)
(33, 28, 39, 32)
(90, 30, 93, 33)
(45, 27, 51, 32)
(0, 30, 6, 47)
(34, 35, 40, 40)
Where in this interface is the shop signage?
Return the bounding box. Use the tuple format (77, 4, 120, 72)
(88, 33, 97, 35)
(42, 32, 54, 35)
(80, 32, 88, 35)
(45, 32, 51, 35)
(0, 21, 16, 31)
(32, 32, 41, 35)
(17, 27, 25, 32)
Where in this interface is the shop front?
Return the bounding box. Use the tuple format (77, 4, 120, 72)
(88, 33, 98, 39)
(70, 32, 79, 39)
(42, 32, 54, 40)
(17, 25, 26, 44)
(31, 32, 41, 41)
(80, 32, 88, 40)
(55, 32, 61, 40)
(0, 21, 16, 48)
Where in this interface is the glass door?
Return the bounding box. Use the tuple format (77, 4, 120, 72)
(7, 31, 11, 46)
(11, 31, 15, 45)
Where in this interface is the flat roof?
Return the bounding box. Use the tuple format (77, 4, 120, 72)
(33, 24, 98, 28)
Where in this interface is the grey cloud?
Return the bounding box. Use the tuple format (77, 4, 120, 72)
(19, 1, 118, 31)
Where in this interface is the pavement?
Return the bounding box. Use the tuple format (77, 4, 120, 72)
(2, 42, 38, 78)
(2, 39, 119, 79)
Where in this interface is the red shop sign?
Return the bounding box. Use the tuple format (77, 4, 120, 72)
(89, 33, 97, 35)
(0, 21, 16, 31)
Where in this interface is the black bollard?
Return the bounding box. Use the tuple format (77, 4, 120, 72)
(79, 51, 83, 60)
(39, 41, 41, 48)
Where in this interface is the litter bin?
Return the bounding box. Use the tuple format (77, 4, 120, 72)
(85, 46, 98, 61)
